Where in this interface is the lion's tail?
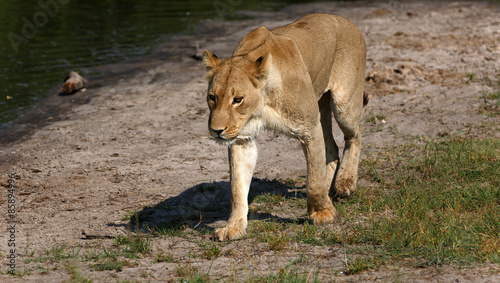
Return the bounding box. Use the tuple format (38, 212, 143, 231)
(363, 91, 370, 107)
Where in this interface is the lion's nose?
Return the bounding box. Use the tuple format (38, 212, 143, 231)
(211, 128, 225, 137)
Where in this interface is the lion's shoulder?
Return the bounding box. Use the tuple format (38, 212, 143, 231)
(233, 26, 274, 57)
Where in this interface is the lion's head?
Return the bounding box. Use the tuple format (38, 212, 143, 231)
(202, 50, 273, 145)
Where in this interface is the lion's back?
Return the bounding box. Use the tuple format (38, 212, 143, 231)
(273, 14, 365, 95)
(232, 13, 365, 97)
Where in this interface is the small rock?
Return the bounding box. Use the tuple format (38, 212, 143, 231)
(60, 71, 88, 95)
(192, 43, 203, 60)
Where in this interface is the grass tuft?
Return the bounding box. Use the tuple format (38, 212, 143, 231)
(253, 193, 287, 206)
(264, 232, 291, 252)
(342, 257, 383, 275)
(91, 259, 126, 272)
(350, 138, 499, 266)
(146, 218, 188, 236)
(199, 242, 221, 260)
(64, 260, 93, 283)
(247, 267, 319, 283)
(153, 249, 177, 263)
(114, 232, 152, 258)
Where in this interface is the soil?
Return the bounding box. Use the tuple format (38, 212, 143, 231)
(1, 1, 499, 282)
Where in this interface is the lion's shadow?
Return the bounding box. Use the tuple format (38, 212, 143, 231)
(119, 177, 309, 234)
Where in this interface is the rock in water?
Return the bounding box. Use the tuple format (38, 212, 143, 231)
(60, 71, 88, 95)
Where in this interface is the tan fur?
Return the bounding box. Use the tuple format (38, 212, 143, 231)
(202, 14, 366, 241)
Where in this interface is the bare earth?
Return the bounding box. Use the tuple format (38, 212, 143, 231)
(1, 1, 499, 282)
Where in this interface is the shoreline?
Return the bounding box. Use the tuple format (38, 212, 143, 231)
(1, 1, 499, 281)
(0, 30, 202, 147)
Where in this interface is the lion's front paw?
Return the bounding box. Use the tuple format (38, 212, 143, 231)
(214, 226, 246, 241)
(310, 206, 338, 225)
(335, 177, 356, 198)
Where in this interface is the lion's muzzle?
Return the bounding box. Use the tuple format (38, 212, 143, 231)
(209, 126, 237, 142)
(210, 127, 225, 137)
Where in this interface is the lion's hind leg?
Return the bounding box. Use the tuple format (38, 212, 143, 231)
(330, 88, 364, 198)
(334, 124, 362, 198)
(319, 91, 340, 196)
(327, 25, 366, 198)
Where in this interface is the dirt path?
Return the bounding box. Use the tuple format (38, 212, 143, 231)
(1, 1, 499, 282)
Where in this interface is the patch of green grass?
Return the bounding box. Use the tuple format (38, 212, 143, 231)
(199, 242, 221, 260)
(248, 220, 286, 235)
(8, 268, 31, 277)
(248, 221, 292, 251)
(342, 256, 384, 275)
(101, 246, 120, 259)
(247, 267, 319, 283)
(46, 244, 65, 260)
(121, 210, 138, 221)
(82, 248, 103, 262)
(23, 248, 35, 264)
(483, 89, 500, 100)
(114, 232, 152, 258)
(42, 243, 80, 262)
(293, 222, 323, 246)
(264, 232, 291, 252)
(141, 271, 150, 278)
(318, 229, 343, 245)
(345, 138, 500, 266)
(319, 226, 363, 246)
(287, 196, 308, 209)
(175, 263, 201, 279)
(253, 193, 287, 206)
(122, 209, 156, 227)
(145, 218, 188, 236)
(65, 260, 93, 283)
(365, 113, 387, 123)
(91, 259, 127, 272)
(153, 249, 177, 263)
(114, 235, 129, 246)
(35, 265, 51, 275)
(465, 72, 477, 82)
(479, 75, 499, 116)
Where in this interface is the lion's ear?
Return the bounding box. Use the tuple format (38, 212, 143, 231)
(202, 50, 222, 81)
(255, 52, 273, 81)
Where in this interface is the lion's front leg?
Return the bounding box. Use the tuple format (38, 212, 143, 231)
(215, 139, 257, 241)
(301, 123, 338, 225)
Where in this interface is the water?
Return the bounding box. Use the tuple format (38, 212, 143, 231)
(0, 0, 348, 131)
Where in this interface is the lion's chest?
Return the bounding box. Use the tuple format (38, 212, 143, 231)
(260, 106, 304, 139)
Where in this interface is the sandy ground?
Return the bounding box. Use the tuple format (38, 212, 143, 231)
(1, 1, 499, 282)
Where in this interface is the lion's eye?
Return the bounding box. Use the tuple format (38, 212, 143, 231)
(208, 94, 216, 101)
(233, 97, 243, 104)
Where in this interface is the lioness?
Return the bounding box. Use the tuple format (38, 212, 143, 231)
(202, 13, 367, 241)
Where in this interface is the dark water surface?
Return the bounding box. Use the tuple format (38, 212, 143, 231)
(0, 0, 333, 131)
